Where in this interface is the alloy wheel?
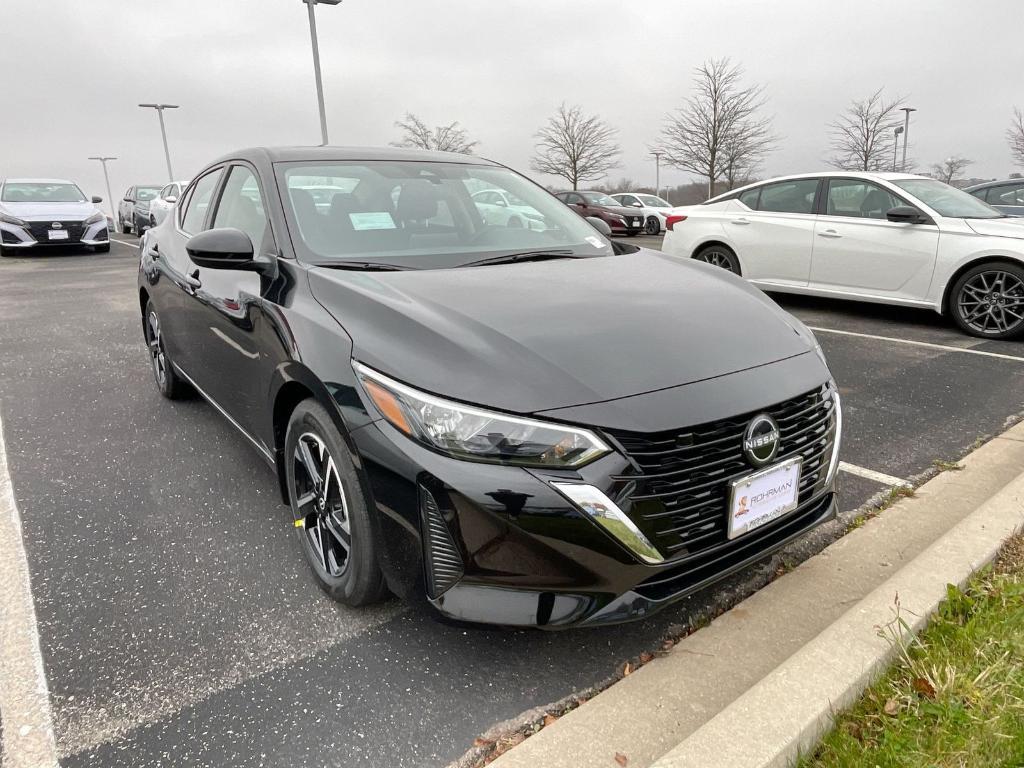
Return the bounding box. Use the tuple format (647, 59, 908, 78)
(956, 270, 1024, 335)
(292, 432, 352, 578)
(645, 216, 659, 235)
(695, 248, 736, 272)
(146, 310, 167, 387)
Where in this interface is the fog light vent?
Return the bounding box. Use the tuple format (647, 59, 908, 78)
(420, 486, 464, 598)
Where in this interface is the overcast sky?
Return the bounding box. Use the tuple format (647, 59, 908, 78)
(2, 0, 1021, 206)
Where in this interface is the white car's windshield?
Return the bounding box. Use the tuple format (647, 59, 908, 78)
(279, 161, 610, 268)
(893, 179, 1005, 219)
(637, 194, 671, 207)
(2, 182, 86, 203)
(136, 187, 161, 202)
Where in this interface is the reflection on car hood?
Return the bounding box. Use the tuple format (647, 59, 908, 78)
(309, 250, 814, 414)
(0, 201, 98, 220)
(965, 218, 1024, 239)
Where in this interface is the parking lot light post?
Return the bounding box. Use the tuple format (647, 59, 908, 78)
(138, 103, 179, 182)
(650, 151, 663, 199)
(87, 156, 117, 223)
(900, 107, 916, 172)
(302, 0, 342, 146)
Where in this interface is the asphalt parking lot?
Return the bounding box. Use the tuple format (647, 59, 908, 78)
(2, 234, 1023, 768)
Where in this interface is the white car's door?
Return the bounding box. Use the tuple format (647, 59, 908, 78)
(726, 178, 819, 286)
(151, 184, 173, 225)
(809, 178, 939, 301)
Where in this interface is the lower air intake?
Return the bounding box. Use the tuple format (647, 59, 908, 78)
(420, 486, 464, 598)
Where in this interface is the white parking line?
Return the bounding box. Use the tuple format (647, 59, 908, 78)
(839, 461, 912, 488)
(808, 326, 1024, 363)
(0, 411, 60, 768)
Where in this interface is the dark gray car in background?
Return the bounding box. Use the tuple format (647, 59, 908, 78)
(118, 184, 162, 234)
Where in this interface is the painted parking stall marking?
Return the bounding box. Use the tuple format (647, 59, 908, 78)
(0, 410, 60, 768)
(838, 461, 912, 488)
(809, 326, 1024, 363)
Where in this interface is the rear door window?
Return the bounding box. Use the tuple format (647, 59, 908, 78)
(757, 179, 819, 214)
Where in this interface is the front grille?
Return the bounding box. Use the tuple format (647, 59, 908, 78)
(26, 220, 85, 243)
(608, 385, 837, 561)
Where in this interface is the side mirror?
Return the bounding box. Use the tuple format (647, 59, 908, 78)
(495, 199, 507, 207)
(886, 206, 928, 224)
(166, 196, 178, 204)
(124, 197, 133, 202)
(186, 228, 276, 276)
(586, 216, 612, 236)
(92, 196, 103, 204)
(632, 201, 643, 208)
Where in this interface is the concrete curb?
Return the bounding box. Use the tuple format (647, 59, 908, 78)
(652, 469, 1024, 768)
(487, 421, 1024, 768)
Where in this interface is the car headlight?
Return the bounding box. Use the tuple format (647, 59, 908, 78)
(0, 212, 28, 228)
(83, 212, 105, 226)
(354, 363, 611, 468)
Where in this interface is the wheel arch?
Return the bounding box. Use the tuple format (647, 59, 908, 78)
(939, 254, 1024, 315)
(692, 240, 743, 276)
(268, 361, 371, 505)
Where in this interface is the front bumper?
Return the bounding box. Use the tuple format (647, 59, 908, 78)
(1, 220, 109, 248)
(350, 353, 840, 628)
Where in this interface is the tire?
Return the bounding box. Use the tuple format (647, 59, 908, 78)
(625, 230, 639, 237)
(284, 399, 388, 606)
(0, 246, 14, 258)
(948, 261, 1024, 340)
(120, 216, 132, 235)
(136, 217, 147, 237)
(143, 301, 193, 399)
(94, 243, 111, 253)
(644, 216, 660, 235)
(692, 244, 740, 274)
(507, 216, 523, 228)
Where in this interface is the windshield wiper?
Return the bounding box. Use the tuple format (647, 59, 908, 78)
(312, 260, 414, 272)
(459, 250, 580, 268)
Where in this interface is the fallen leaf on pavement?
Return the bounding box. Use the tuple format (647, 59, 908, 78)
(543, 714, 558, 727)
(639, 651, 654, 664)
(473, 737, 493, 748)
(622, 662, 632, 676)
(614, 752, 629, 766)
(883, 698, 900, 716)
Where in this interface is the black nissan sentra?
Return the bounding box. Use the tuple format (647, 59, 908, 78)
(138, 146, 841, 628)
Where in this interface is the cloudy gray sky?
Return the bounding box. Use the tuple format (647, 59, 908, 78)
(2, 0, 1021, 206)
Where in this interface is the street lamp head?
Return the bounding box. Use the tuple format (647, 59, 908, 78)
(894, 126, 904, 136)
(138, 103, 179, 110)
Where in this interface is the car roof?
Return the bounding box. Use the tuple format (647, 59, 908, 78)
(208, 145, 498, 167)
(708, 171, 932, 202)
(964, 179, 1022, 191)
(2, 178, 78, 185)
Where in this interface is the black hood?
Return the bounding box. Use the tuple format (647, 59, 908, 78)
(308, 251, 813, 414)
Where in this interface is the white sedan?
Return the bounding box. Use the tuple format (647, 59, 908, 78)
(611, 192, 674, 234)
(662, 172, 1024, 339)
(148, 180, 190, 227)
(471, 189, 546, 230)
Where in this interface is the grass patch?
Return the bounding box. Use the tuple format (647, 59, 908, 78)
(799, 534, 1024, 768)
(933, 459, 965, 472)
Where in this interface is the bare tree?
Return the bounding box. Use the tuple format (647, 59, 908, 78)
(531, 104, 621, 190)
(827, 90, 904, 171)
(929, 155, 974, 186)
(613, 177, 637, 192)
(654, 58, 775, 198)
(1009, 107, 1024, 167)
(392, 113, 478, 154)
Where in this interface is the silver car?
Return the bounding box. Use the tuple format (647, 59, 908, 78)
(0, 178, 110, 255)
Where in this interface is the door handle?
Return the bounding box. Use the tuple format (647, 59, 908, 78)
(818, 230, 842, 239)
(186, 269, 202, 289)
(731, 218, 750, 225)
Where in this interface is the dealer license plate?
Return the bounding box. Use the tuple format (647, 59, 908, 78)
(48, 229, 69, 241)
(727, 457, 802, 540)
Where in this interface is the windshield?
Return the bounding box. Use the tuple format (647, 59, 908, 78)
(893, 179, 1004, 219)
(1, 182, 86, 203)
(279, 161, 611, 268)
(136, 187, 161, 202)
(581, 192, 620, 206)
(637, 194, 671, 207)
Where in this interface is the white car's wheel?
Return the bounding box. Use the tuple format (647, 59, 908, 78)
(644, 216, 660, 235)
(693, 244, 740, 274)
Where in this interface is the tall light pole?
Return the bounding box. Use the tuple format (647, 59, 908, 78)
(650, 151, 663, 198)
(87, 156, 117, 222)
(138, 103, 179, 181)
(892, 126, 904, 172)
(302, 0, 342, 146)
(900, 106, 916, 172)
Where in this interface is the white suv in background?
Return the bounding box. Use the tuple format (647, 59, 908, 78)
(662, 172, 1024, 339)
(611, 192, 673, 234)
(148, 180, 189, 227)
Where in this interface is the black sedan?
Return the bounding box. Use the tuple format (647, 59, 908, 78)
(138, 146, 841, 628)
